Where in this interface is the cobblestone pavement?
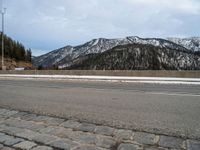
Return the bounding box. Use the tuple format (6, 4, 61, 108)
(0, 108, 199, 150)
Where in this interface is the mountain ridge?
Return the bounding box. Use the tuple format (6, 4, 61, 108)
(167, 37, 200, 52)
(67, 43, 200, 70)
(33, 36, 200, 70)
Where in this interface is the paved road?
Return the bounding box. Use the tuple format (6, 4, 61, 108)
(0, 78, 200, 139)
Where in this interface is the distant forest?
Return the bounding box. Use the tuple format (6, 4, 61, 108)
(0, 33, 32, 62)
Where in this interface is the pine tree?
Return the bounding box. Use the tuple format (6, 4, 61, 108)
(0, 33, 31, 62)
(26, 49, 32, 62)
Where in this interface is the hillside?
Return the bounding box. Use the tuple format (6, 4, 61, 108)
(67, 44, 200, 70)
(0, 58, 32, 70)
(33, 36, 189, 69)
(167, 37, 200, 52)
(0, 33, 32, 69)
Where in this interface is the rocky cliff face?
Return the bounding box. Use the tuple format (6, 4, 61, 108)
(68, 44, 200, 70)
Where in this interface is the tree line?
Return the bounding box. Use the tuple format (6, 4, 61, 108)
(0, 33, 32, 62)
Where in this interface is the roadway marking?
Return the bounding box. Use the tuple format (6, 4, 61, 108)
(89, 86, 200, 97)
(146, 92, 200, 97)
(0, 75, 200, 85)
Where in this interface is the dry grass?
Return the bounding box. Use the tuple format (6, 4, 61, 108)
(0, 58, 32, 70)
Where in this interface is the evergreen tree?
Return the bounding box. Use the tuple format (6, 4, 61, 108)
(26, 49, 32, 62)
(0, 33, 32, 62)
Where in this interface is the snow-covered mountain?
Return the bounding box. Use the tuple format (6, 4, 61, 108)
(68, 44, 200, 70)
(33, 36, 190, 68)
(167, 37, 200, 52)
(33, 46, 74, 68)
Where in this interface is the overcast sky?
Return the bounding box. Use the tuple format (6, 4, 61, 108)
(3, 0, 200, 56)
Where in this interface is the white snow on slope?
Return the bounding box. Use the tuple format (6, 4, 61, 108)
(168, 37, 200, 52)
(34, 36, 199, 68)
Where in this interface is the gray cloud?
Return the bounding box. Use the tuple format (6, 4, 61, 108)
(4, 0, 200, 56)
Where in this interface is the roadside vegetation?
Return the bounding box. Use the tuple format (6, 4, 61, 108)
(0, 33, 32, 69)
(0, 33, 32, 62)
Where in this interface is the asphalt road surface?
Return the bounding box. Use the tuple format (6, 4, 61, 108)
(0, 78, 200, 139)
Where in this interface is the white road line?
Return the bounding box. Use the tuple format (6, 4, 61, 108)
(146, 92, 200, 97)
(94, 88, 200, 97)
(0, 74, 200, 85)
